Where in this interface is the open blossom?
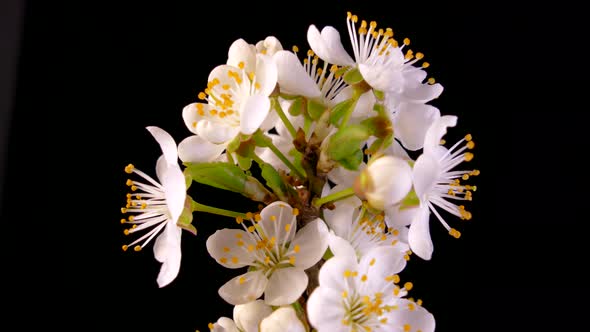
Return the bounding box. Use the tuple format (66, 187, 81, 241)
(307, 12, 442, 101)
(403, 115, 478, 260)
(307, 246, 435, 332)
(179, 38, 278, 163)
(207, 202, 329, 306)
(120, 126, 186, 287)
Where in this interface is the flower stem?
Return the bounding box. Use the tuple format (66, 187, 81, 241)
(273, 97, 297, 139)
(191, 200, 247, 219)
(265, 138, 306, 180)
(313, 187, 355, 207)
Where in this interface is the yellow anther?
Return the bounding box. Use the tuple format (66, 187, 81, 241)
(404, 254, 411, 261)
(330, 64, 339, 72)
(361, 274, 368, 282)
(289, 256, 296, 265)
(464, 152, 474, 162)
(130, 185, 137, 191)
(254, 82, 261, 90)
(270, 215, 277, 221)
(264, 256, 270, 263)
(235, 216, 243, 224)
(131, 224, 137, 229)
(254, 214, 262, 222)
(208, 323, 214, 330)
(370, 21, 377, 29)
(415, 52, 424, 60)
(122, 245, 128, 251)
(417, 299, 423, 306)
(292, 45, 299, 52)
(380, 318, 388, 324)
(347, 11, 352, 19)
(404, 282, 414, 291)
(307, 50, 314, 57)
(422, 62, 430, 68)
(238, 61, 245, 69)
(219, 257, 227, 264)
(219, 112, 226, 118)
(245, 212, 253, 219)
(465, 133, 472, 141)
(427, 77, 435, 85)
(198, 92, 207, 100)
(393, 286, 400, 296)
(247, 244, 254, 252)
(467, 141, 475, 149)
(123, 229, 130, 236)
(403, 324, 411, 331)
(294, 244, 300, 253)
(247, 226, 255, 233)
(285, 224, 291, 232)
(227, 110, 234, 115)
(120, 218, 126, 224)
(344, 270, 352, 278)
(134, 245, 142, 252)
(370, 258, 376, 266)
(239, 276, 246, 284)
(440, 139, 446, 145)
(462, 174, 470, 180)
(360, 20, 367, 28)
(403, 37, 410, 45)
(352, 15, 358, 23)
(124, 164, 134, 174)
(223, 247, 230, 253)
(449, 228, 462, 238)
(209, 109, 218, 116)
(292, 208, 299, 216)
(342, 291, 348, 298)
(231, 257, 239, 264)
(121, 208, 127, 214)
(126, 179, 133, 186)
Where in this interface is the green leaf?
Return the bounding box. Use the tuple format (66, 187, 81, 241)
(260, 163, 292, 202)
(338, 148, 364, 170)
(343, 67, 364, 85)
(184, 162, 274, 203)
(329, 98, 355, 127)
(288, 97, 304, 116)
(306, 98, 326, 120)
(328, 124, 371, 161)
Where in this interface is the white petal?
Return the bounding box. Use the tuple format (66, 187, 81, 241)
(260, 106, 279, 132)
(212, 317, 239, 332)
(155, 156, 186, 223)
(273, 50, 321, 98)
(240, 95, 271, 135)
(329, 85, 352, 106)
(264, 267, 308, 306)
(260, 307, 305, 332)
(146, 126, 178, 165)
(290, 218, 329, 269)
(318, 255, 357, 291)
(423, 115, 457, 155)
(196, 120, 239, 144)
(319, 26, 355, 66)
(359, 63, 404, 91)
(153, 221, 182, 287)
(385, 299, 436, 332)
(408, 205, 433, 260)
(307, 287, 348, 332)
(387, 139, 411, 160)
(182, 103, 209, 134)
(403, 83, 444, 103)
(254, 54, 278, 96)
(206, 229, 256, 268)
(259, 201, 296, 245)
(365, 156, 413, 209)
(385, 205, 419, 228)
(328, 232, 356, 258)
(178, 135, 226, 163)
(327, 166, 363, 188)
(412, 153, 440, 199)
(233, 300, 273, 332)
(228, 38, 257, 74)
(358, 246, 407, 286)
(219, 271, 269, 305)
(403, 68, 427, 87)
(394, 103, 441, 151)
(350, 90, 375, 120)
(208, 64, 245, 95)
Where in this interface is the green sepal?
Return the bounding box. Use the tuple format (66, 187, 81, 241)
(306, 98, 326, 120)
(176, 197, 196, 235)
(343, 67, 364, 85)
(288, 97, 304, 116)
(322, 247, 334, 260)
(399, 188, 420, 210)
(338, 148, 364, 170)
(184, 172, 192, 190)
(373, 89, 385, 100)
(260, 162, 293, 202)
(329, 98, 355, 127)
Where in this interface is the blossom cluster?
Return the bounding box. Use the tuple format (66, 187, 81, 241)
(119, 12, 478, 332)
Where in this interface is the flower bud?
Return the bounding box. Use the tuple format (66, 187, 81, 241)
(259, 307, 305, 332)
(233, 300, 273, 332)
(210, 317, 239, 332)
(356, 155, 412, 210)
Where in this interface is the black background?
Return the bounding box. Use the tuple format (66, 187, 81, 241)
(2, 1, 588, 331)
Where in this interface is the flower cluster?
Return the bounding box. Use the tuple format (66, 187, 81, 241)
(119, 12, 478, 331)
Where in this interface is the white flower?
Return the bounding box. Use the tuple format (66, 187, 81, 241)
(121, 126, 186, 288)
(307, 12, 443, 100)
(260, 307, 306, 332)
(234, 300, 273, 332)
(273, 49, 347, 104)
(323, 184, 410, 260)
(256, 36, 283, 56)
(179, 40, 278, 162)
(357, 155, 413, 210)
(206, 202, 329, 306)
(307, 246, 435, 332)
(408, 115, 479, 260)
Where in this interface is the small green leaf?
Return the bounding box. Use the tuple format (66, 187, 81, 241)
(288, 97, 304, 116)
(306, 98, 326, 120)
(343, 67, 364, 85)
(329, 98, 355, 127)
